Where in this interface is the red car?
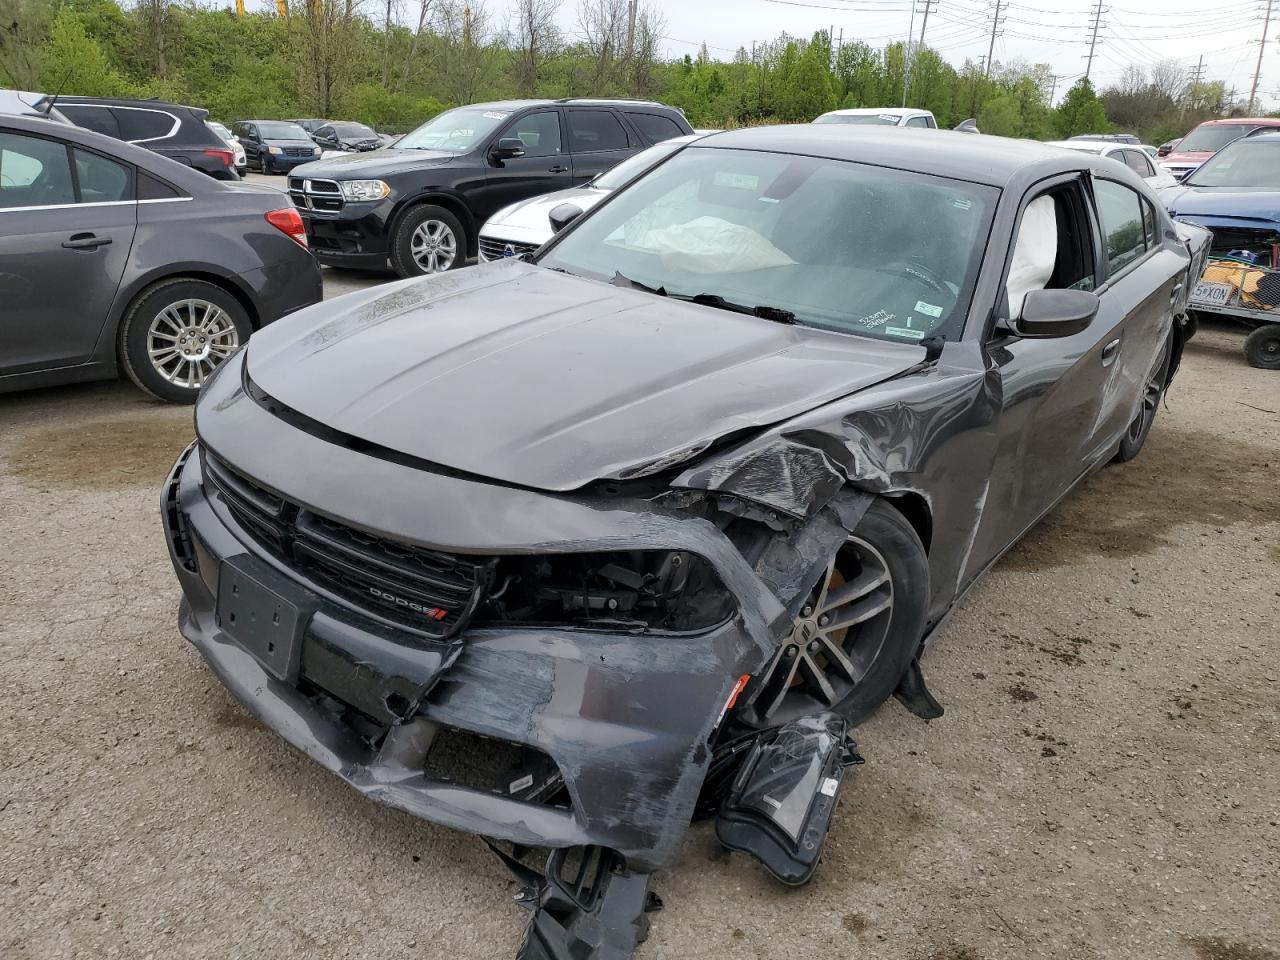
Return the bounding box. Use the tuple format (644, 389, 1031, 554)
(1160, 117, 1280, 180)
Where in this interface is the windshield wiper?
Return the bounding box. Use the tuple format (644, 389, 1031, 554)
(676, 293, 797, 325)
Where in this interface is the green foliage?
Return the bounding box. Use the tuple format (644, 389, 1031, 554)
(1054, 78, 1109, 138)
(776, 41, 834, 121)
(340, 83, 446, 133)
(38, 7, 131, 97)
(978, 95, 1022, 137)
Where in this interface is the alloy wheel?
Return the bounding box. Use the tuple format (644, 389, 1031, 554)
(751, 537, 895, 722)
(410, 219, 458, 273)
(146, 298, 241, 390)
(1128, 342, 1169, 443)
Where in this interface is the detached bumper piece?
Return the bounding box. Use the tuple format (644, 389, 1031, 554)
(714, 713, 863, 885)
(491, 845, 660, 960)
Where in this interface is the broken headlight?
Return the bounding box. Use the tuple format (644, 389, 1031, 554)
(478, 551, 735, 633)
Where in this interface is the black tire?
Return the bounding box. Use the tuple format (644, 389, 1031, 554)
(118, 278, 252, 404)
(1244, 324, 1280, 370)
(389, 204, 466, 278)
(748, 498, 929, 727)
(1114, 336, 1172, 463)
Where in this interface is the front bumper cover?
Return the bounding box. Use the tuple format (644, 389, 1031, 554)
(162, 354, 789, 871)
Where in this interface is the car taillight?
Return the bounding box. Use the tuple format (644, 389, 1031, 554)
(202, 147, 234, 168)
(265, 207, 308, 248)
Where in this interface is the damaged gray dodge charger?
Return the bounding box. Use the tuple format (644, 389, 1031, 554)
(162, 127, 1210, 958)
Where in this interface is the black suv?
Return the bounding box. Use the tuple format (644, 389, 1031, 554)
(56, 96, 239, 180)
(287, 98, 693, 276)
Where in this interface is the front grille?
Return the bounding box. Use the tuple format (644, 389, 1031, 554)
(479, 236, 540, 261)
(202, 449, 492, 638)
(284, 146, 314, 158)
(289, 176, 345, 215)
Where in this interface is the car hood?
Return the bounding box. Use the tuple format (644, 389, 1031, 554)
(244, 260, 925, 491)
(1161, 151, 1212, 165)
(1161, 186, 1280, 228)
(290, 149, 455, 178)
(484, 185, 609, 234)
(263, 138, 318, 149)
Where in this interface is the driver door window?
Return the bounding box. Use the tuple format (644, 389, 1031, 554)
(0, 132, 75, 208)
(501, 111, 562, 158)
(1004, 183, 1096, 320)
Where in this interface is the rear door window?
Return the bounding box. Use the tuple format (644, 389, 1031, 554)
(905, 115, 930, 128)
(59, 104, 121, 139)
(567, 110, 630, 153)
(0, 132, 75, 207)
(1093, 178, 1147, 275)
(73, 148, 132, 203)
(626, 112, 683, 143)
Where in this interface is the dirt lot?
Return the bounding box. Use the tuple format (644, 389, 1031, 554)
(1, 291, 1277, 960)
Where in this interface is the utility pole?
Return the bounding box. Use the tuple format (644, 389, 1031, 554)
(1183, 55, 1205, 118)
(902, 0, 918, 106)
(984, 0, 1004, 79)
(1084, 0, 1105, 83)
(1248, 0, 1274, 115)
(626, 0, 637, 62)
(919, 0, 938, 46)
(1049, 74, 1059, 105)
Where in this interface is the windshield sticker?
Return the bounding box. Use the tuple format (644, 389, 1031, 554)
(879, 114, 900, 122)
(952, 197, 973, 210)
(481, 111, 510, 120)
(713, 172, 759, 190)
(885, 326, 927, 340)
(856, 309, 896, 329)
(914, 300, 943, 318)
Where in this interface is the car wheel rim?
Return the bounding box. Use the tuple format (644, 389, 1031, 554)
(410, 220, 457, 273)
(751, 536, 895, 722)
(146, 299, 239, 390)
(1128, 342, 1168, 442)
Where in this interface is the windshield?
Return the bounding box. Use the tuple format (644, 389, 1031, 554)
(333, 122, 377, 138)
(1185, 138, 1280, 188)
(398, 107, 510, 152)
(814, 113, 901, 126)
(206, 122, 231, 140)
(539, 147, 997, 344)
(1177, 123, 1258, 153)
(594, 139, 684, 191)
(257, 121, 310, 140)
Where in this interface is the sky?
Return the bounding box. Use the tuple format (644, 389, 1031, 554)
(483, 0, 1280, 110)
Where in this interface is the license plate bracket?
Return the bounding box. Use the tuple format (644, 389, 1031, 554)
(216, 557, 314, 683)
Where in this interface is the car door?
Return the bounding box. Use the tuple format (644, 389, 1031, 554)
(314, 125, 338, 151)
(1085, 176, 1177, 461)
(239, 123, 260, 166)
(1123, 148, 1176, 190)
(965, 175, 1119, 573)
(478, 109, 571, 221)
(0, 129, 137, 375)
(566, 108, 636, 184)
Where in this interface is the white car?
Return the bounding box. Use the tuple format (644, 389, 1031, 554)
(206, 120, 247, 175)
(478, 133, 703, 261)
(813, 107, 937, 129)
(1045, 140, 1177, 190)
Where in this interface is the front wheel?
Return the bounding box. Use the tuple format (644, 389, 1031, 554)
(118, 279, 252, 403)
(1244, 324, 1280, 370)
(389, 205, 465, 278)
(745, 499, 929, 727)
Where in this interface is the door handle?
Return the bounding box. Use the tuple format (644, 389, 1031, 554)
(1101, 337, 1121, 365)
(547, 165, 568, 173)
(61, 233, 112, 250)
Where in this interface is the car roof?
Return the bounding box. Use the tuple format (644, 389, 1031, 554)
(692, 125, 1095, 188)
(0, 112, 217, 190)
(820, 107, 932, 117)
(458, 98, 668, 111)
(1195, 117, 1280, 127)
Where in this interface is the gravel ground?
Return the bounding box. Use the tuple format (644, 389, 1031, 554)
(1, 276, 1277, 960)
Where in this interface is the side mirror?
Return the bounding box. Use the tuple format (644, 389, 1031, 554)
(493, 137, 526, 160)
(548, 202, 584, 234)
(953, 118, 980, 134)
(1011, 289, 1099, 338)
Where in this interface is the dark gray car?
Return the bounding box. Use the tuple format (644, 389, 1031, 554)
(162, 127, 1209, 957)
(0, 113, 321, 402)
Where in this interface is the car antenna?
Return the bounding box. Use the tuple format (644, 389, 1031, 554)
(43, 66, 73, 116)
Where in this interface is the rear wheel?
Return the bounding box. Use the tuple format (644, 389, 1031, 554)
(1114, 336, 1171, 463)
(746, 499, 928, 727)
(118, 278, 251, 404)
(389, 204, 465, 278)
(1244, 324, 1280, 369)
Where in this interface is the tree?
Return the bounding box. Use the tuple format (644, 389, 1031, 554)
(290, 0, 366, 116)
(508, 0, 561, 96)
(0, 0, 54, 88)
(1054, 78, 1108, 138)
(776, 40, 833, 122)
(133, 0, 176, 79)
(38, 7, 128, 97)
